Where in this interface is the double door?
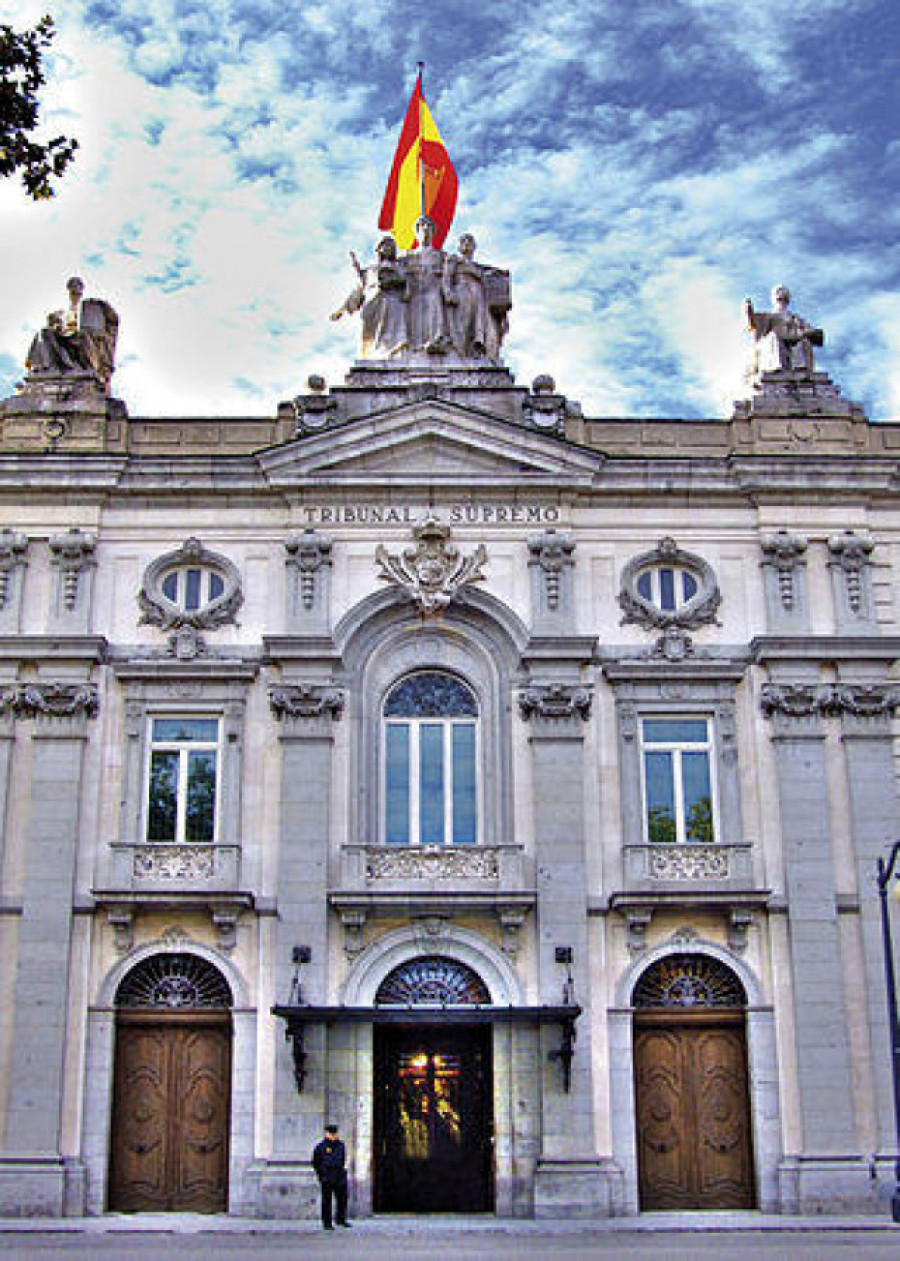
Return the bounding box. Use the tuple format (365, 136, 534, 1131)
(634, 1013, 754, 1210)
(109, 1012, 231, 1212)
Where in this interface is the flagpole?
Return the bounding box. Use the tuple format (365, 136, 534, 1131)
(417, 61, 425, 223)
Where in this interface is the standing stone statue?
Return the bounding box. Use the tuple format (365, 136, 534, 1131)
(26, 277, 119, 392)
(331, 237, 409, 359)
(743, 285, 823, 381)
(405, 215, 452, 354)
(445, 233, 489, 358)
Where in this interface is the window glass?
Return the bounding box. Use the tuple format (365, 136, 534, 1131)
(383, 673, 479, 846)
(659, 567, 676, 611)
(184, 568, 202, 611)
(146, 718, 220, 843)
(636, 564, 700, 614)
(641, 717, 715, 844)
(451, 725, 477, 845)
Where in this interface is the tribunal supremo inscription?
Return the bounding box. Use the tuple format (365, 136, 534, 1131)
(300, 504, 561, 525)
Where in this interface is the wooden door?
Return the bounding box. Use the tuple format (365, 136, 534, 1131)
(374, 1025, 494, 1213)
(634, 1014, 754, 1210)
(109, 1012, 231, 1212)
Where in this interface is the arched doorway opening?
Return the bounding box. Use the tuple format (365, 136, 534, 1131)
(373, 955, 494, 1213)
(108, 952, 233, 1212)
(633, 952, 755, 1210)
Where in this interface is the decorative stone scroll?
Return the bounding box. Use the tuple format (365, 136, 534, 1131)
(518, 683, 593, 722)
(285, 529, 333, 610)
(375, 515, 487, 615)
(0, 530, 27, 610)
(0, 681, 99, 719)
(827, 530, 874, 621)
(49, 527, 96, 612)
(269, 683, 345, 721)
(528, 528, 575, 611)
(760, 531, 807, 611)
(760, 681, 899, 719)
(366, 846, 500, 881)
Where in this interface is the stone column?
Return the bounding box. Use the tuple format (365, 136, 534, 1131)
(0, 684, 97, 1216)
(519, 678, 607, 1217)
(264, 681, 343, 1212)
(761, 679, 859, 1209)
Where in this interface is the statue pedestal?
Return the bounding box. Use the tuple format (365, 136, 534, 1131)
(1, 373, 128, 452)
(733, 369, 865, 421)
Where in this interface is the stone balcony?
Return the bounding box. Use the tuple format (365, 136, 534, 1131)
(622, 841, 754, 891)
(109, 841, 243, 890)
(330, 843, 535, 958)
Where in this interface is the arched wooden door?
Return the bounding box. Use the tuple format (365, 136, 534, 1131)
(108, 953, 233, 1213)
(633, 954, 755, 1210)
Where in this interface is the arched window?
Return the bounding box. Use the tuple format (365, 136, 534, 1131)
(633, 953, 746, 1009)
(383, 672, 479, 846)
(376, 956, 491, 1005)
(115, 952, 233, 1009)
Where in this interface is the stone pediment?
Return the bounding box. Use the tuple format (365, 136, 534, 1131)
(257, 400, 602, 489)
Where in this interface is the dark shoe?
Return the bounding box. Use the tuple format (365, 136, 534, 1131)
(323, 1224, 334, 1230)
(338, 1221, 352, 1228)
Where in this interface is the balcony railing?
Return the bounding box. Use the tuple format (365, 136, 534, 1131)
(108, 842, 242, 890)
(623, 841, 754, 888)
(339, 842, 527, 892)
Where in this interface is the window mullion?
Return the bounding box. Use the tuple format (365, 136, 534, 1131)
(410, 722, 420, 845)
(176, 747, 189, 843)
(445, 722, 453, 846)
(672, 747, 686, 844)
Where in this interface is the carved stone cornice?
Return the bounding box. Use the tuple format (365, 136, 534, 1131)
(0, 680, 99, 719)
(518, 683, 593, 722)
(375, 515, 487, 615)
(269, 683, 345, 721)
(760, 681, 899, 720)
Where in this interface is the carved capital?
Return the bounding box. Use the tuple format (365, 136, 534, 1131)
(0, 529, 27, 611)
(269, 683, 345, 721)
(376, 515, 487, 615)
(518, 683, 592, 722)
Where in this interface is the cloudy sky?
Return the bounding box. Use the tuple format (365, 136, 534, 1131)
(1, 0, 898, 420)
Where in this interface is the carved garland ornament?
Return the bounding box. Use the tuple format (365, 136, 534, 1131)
(132, 845, 216, 880)
(375, 515, 487, 615)
(0, 681, 99, 719)
(518, 683, 593, 722)
(760, 681, 899, 719)
(269, 684, 345, 720)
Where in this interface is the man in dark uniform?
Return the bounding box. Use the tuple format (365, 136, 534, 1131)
(312, 1123, 351, 1230)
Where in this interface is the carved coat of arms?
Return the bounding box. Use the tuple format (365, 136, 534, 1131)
(375, 515, 487, 615)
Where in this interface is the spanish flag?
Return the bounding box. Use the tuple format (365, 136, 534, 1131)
(378, 71, 458, 250)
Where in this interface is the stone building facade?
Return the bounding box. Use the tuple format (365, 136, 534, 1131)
(0, 269, 898, 1219)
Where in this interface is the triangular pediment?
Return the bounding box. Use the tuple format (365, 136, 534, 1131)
(257, 398, 602, 489)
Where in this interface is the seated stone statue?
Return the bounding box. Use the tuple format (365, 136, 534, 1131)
(743, 285, 823, 381)
(26, 277, 119, 392)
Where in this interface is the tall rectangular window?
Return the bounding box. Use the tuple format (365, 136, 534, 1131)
(640, 717, 715, 844)
(146, 717, 220, 843)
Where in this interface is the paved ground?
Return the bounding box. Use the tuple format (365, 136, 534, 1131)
(0, 1216, 898, 1261)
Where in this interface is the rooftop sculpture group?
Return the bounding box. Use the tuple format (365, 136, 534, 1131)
(331, 215, 511, 363)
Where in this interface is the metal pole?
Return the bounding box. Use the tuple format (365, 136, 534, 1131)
(876, 841, 900, 1223)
